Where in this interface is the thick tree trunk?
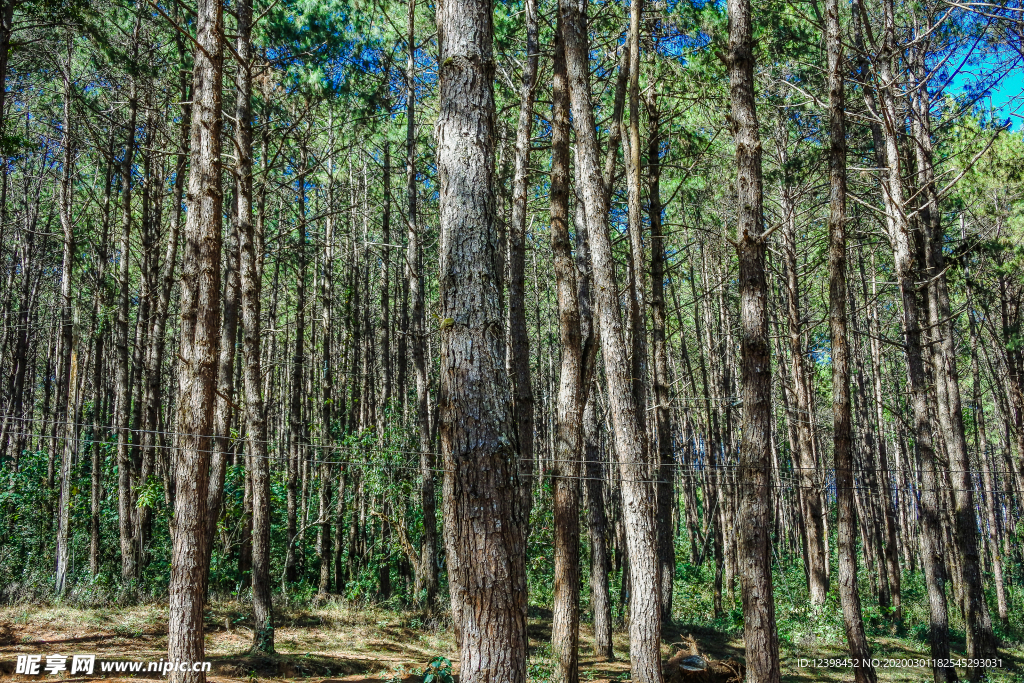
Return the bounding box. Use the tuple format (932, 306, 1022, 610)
(436, 0, 528, 675)
(825, 5, 876, 679)
(874, 5, 954, 678)
(560, 0, 662, 677)
(726, 0, 780, 677)
(168, 0, 224, 676)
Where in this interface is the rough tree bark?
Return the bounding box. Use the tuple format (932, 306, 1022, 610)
(825, 4, 876, 679)
(550, 19, 596, 682)
(436, 0, 528, 674)
(578, 172, 612, 660)
(560, 0, 663, 677)
(911, 47, 996, 678)
(874, 1, 954, 677)
(647, 91, 675, 624)
(234, 0, 273, 652)
(726, 0, 781, 676)
(167, 0, 224, 676)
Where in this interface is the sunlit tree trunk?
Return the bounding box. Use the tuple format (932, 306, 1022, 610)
(550, 20, 596, 681)
(54, 37, 76, 595)
(826, 4, 876, 678)
(168, 0, 224, 674)
(873, 3, 954, 673)
(726, 0, 780, 676)
(436, 0, 528, 673)
(560, 0, 662, 677)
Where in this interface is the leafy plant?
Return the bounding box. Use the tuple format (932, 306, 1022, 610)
(422, 656, 454, 683)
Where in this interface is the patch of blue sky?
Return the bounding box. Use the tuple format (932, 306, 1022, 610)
(940, 29, 1022, 129)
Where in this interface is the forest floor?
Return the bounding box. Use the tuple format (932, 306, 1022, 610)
(0, 600, 1022, 682)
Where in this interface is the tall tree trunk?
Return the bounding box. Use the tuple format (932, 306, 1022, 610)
(436, 0, 528, 674)
(54, 37, 76, 595)
(873, 3, 954, 677)
(286, 147, 309, 584)
(856, 251, 902, 619)
(507, 0, 538, 528)
(234, 0, 272, 651)
(115, 37, 141, 580)
(405, 0, 438, 605)
(966, 246, 1008, 627)
(560, 0, 662, 677)
(911, 48, 995, 678)
(826, 6, 876, 679)
(623, 0, 648, 448)
(550, 21, 594, 682)
(584, 391, 613, 659)
(89, 156, 114, 577)
(726, 0, 780, 677)
(778, 145, 827, 605)
(168, 0, 224, 675)
(647, 92, 675, 624)
(204, 206, 240, 575)
(381, 140, 392, 408)
(849, 3, 904, 617)
(318, 132, 337, 596)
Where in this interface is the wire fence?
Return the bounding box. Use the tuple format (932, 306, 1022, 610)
(1, 413, 1022, 498)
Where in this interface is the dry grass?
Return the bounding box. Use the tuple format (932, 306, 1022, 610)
(0, 601, 1020, 682)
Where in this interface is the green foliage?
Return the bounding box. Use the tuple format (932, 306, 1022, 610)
(422, 655, 454, 683)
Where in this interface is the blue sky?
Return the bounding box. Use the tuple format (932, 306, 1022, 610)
(947, 40, 1023, 129)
